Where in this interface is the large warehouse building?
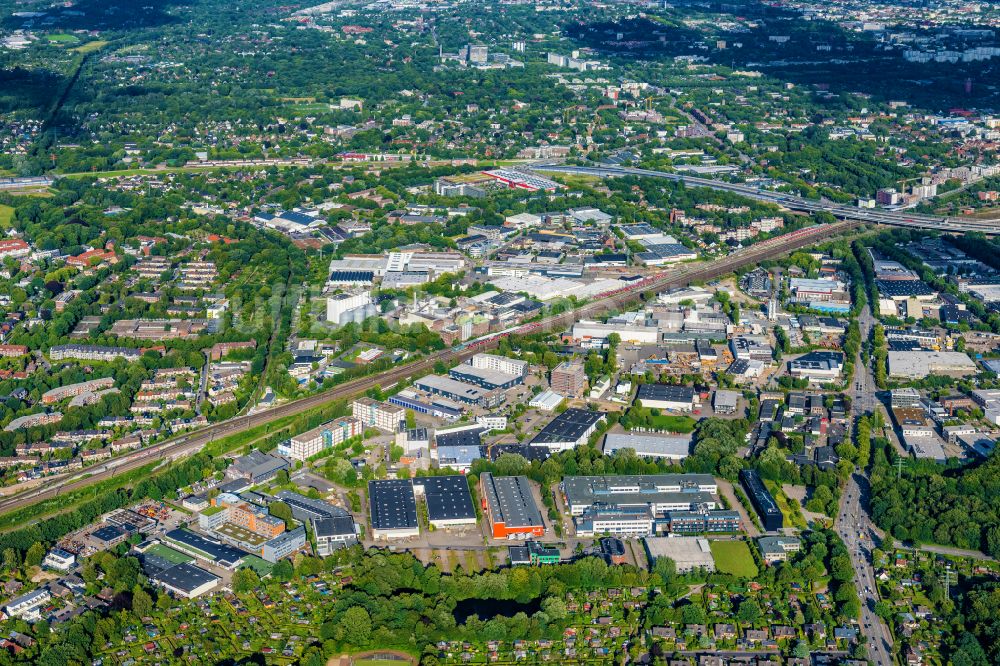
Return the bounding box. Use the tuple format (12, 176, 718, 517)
(635, 384, 698, 412)
(529, 408, 606, 452)
(412, 475, 477, 529)
(562, 474, 718, 516)
(368, 479, 419, 539)
(479, 472, 545, 539)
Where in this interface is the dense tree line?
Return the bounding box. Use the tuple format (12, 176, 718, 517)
(870, 437, 1000, 557)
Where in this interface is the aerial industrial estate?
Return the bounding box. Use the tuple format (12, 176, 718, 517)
(2, 0, 1000, 664)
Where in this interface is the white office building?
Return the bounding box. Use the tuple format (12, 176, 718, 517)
(471, 353, 529, 378)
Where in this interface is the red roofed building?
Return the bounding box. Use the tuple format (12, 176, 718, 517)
(67, 248, 117, 268)
(0, 345, 28, 358)
(0, 239, 30, 260)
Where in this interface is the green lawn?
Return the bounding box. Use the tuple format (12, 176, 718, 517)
(710, 540, 759, 578)
(0, 204, 13, 229)
(649, 414, 697, 433)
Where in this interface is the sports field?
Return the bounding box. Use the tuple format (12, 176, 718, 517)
(47, 33, 80, 44)
(146, 543, 193, 565)
(240, 555, 274, 577)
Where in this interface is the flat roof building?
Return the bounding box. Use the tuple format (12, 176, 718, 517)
(635, 384, 697, 411)
(757, 536, 801, 565)
(448, 363, 522, 391)
(352, 397, 405, 433)
(528, 389, 564, 411)
(164, 529, 248, 569)
(369, 479, 419, 539)
(571, 321, 660, 345)
(413, 374, 505, 408)
(888, 350, 978, 380)
(788, 351, 844, 383)
(471, 353, 528, 378)
(740, 469, 783, 531)
(273, 491, 349, 523)
(412, 475, 477, 528)
(509, 541, 560, 566)
(562, 474, 718, 516)
(261, 526, 307, 563)
(713, 390, 740, 415)
(42, 547, 76, 572)
(280, 417, 362, 461)
(602, 432, 691, 460)
(645, 536, 716, 573)
(550, 360, 588, 398)
(575, 504, 654, 537)
(151, 562, 220, 599)
(226, 451, 289, 484)
(313, 516, 359, 556)
(529, 408, 606, 452)
(479, 472, 544, 539)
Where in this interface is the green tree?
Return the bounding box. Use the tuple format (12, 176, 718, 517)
(24, 542, 45, 567)
(342, 606, 372, 646)
(131, 585, 153, 618)
(269, 501, 294, 528)
(233, 567, 261, 593)
(737, 598, 762, 625)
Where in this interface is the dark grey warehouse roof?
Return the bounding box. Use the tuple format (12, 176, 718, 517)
(368, 479, 418, 531)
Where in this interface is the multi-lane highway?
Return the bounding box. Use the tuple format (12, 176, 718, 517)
(839, 302, 895, 666)
(837, 474, 894, 666)
(530, 164, 1000, 235)
(0, 219, 858, 521)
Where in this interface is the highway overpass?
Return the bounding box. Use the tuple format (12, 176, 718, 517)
(530, 164, 1000, 235)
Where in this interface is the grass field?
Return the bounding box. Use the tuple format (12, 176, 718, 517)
(553, 173, 602, 188)
(0, 204, 13, 229)
(710, 540, 759, 578)
(648, 414, 697, 433)
(47, 33, 80, 44)
(72, 40, 109, 54)
(146, 543, 193, 565)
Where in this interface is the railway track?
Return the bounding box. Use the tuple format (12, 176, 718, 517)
(0, 220, 856, 520)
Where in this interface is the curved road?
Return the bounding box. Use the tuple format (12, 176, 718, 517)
(0, 220, 857, 520)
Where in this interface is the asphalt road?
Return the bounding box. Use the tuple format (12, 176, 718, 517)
(839, 302, 895, 666)
(837, 473, 894, 666)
